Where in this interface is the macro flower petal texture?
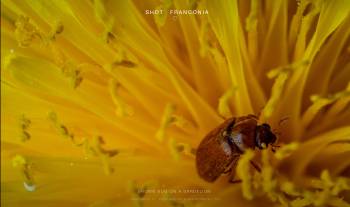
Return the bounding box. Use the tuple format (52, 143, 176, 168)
(1, 0, 350, 207)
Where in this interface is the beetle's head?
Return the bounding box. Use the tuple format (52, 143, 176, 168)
(255, 123, 276, 149)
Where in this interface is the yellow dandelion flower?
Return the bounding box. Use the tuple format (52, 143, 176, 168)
(1, 0, 349, 207)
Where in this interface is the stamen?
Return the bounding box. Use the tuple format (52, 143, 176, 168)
(128, 180, 158, 207)
(71, 70, 83, 89)
(14, 15, 42, 47)
(51, 42, 84, 89)
(311, 171, 336, 206)
(262, 73, 287, 119)
(328, 198, 350, 207)
(288, 0, 311, 51)
(109, 79, 133, 117)
(21, 131, 31, 143)
(245, 0, 259, 61)
(293, 2, 321, 59)
(171, 115, 196, 133)
(90, 136, 119, 157)
(107, 59, 137, 72)
(168, 137, 195, 161)
(128, 181, 143, 207)
(263, 60, 310, 118)
(236, 149, 255, 200)
(199, 17, 227, 68)
(62, 62, 83, 89)
(12, 155, 36, 192)
(178, 142, 196, 157)
(48, 21, 64, 41)
(311, 170, 350, 195)
(261, 150, 278, 201)
(47, 111, 75, 141)
(155, 103, 176, 142)
(275, 142, 299, 160)
(267, 60, 310, 79)
(19, 114, 31, 142)
(89, 136, 119, 175)
(237, 148, 349, 206)
(48, 112, 89, 148)
(100, 17, 117, 44)
(117, 60, 136, 68)
(217, 86, 237, 118)
(302, 86, 350, 127)
(168, 138, 181, 161)
(290, 170, 350, 207)
(331, 177, 350, 195)
(92, 0, 121, 55)
(277, 194, 289, 207)
(324, 82, 350, 118)
(154, 0, 173, 27)
(48, 43, 84, 89)
(291, 196, 313, 207)
(245, 0, 258, 32)
(280, 181, 300, 196)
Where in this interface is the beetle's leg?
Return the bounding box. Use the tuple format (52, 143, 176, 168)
(228, 160, 260, 183)
(229, 179, 242, 184)
(228, 166, 242, 184)
(227, 157, 240, 183)
(223, 158, 236, 174)
(250, 161, 261, 173)
(223, 167, 232, 174)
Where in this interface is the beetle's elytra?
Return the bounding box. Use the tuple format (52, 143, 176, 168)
(195, 114, 277, 182)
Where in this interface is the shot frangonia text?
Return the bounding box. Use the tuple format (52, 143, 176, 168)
(145, 9, 209, 15)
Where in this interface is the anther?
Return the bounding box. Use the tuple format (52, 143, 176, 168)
(89, 136, 119, 175)
(19, 114, 31, 142)
(109, 79, 133, 117)
(12, 155, 36, 192)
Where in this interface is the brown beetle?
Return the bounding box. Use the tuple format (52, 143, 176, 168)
(196, 114, 277, 182)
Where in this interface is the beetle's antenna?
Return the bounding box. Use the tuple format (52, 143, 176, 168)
(273, 129, 282, 140)
(271, 144, 281, 153)
(271, 129, 281, 153)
